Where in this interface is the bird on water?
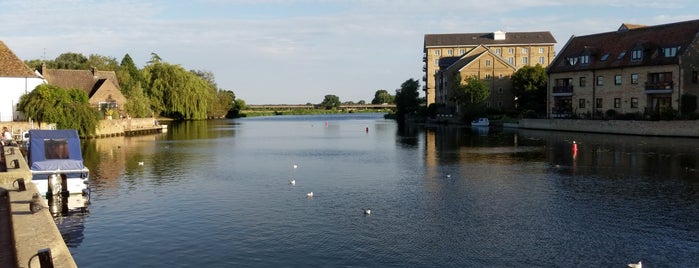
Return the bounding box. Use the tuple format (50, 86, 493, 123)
(628, 261, 642, 268)
(306, 192, 313, 197)
(289, 179, 296, 186)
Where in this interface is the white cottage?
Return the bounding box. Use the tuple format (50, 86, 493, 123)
(0, 40, 45, 122)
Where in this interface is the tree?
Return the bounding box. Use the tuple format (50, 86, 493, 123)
(394, 79, 421, 121)
(53, 52, 88, 69)
(142, 58, 215, 119)
(17, 84, 99, 136)
(451, 74, 489, 105)
(210, 90, 235, 118)
(372, 89, 394, 104)
(320, 94, 341, 109)
(512, 64, 548, 115)
(85, 54, 119, 71)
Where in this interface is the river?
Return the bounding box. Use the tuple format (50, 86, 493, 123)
(57, 113, 698, 267)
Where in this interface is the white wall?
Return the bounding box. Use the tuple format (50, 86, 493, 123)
(0, 77, 45, 122)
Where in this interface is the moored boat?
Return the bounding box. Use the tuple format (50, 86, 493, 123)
(471, 117, 490, 127)
(28, 129, 90, 213)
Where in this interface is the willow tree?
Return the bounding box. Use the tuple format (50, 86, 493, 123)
(17, 84, 99, 136)
(142, 55, 214, 119)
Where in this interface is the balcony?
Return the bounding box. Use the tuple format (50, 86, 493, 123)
(645, 81, 673, 94)
(422, 75, 427, 82)
(552, 85, 573, 96)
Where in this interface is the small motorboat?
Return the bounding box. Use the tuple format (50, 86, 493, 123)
(471, 117, 490, 127)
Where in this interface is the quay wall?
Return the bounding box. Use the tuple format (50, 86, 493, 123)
(1, 118, 163, 139)
(1, 145, 77, 268)
(518, 119, 699, 137)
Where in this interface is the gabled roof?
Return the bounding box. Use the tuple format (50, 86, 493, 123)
(442, 45, 517, 74)
(0, 40, 40, 77)
(40, 67, 120, 97)
(549, 19, 699, 74)
(424, 31, 556, 49)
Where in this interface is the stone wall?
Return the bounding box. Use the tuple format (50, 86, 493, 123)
(2, 118, 161, 139)
(519, 119, 699, 137)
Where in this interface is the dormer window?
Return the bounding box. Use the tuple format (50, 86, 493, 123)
(631, 49, 643, 61)
(663, 47, 679, 57)
(580, 55, 590, 65)
(600, 53, 610, 61)
(567, 57, 578, 65)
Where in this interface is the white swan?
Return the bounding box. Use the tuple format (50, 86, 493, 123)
(363, 208, 371, 215)
(138, 161, 144, 166)
(293, 164, 298, 169)
(306, 192, 313, 197)
(289, 179, 296, 186)
(628, 261, 642, 268)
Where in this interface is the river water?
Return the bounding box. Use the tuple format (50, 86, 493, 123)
(58, 113, 698, 267)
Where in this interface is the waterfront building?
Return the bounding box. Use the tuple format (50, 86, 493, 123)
(0, 41, 45, 122)
(547, 19, 699, 119)
(38, 65, 127, 115)
(423, 31, 556, 110)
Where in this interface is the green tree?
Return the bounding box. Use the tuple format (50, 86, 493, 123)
(320, 94, 341, 109)
(85, 54, 119, 71)
(512, 64, 548, 115)
(394, 79, 421, 121)
(142, 57, 214, 119)
(451, 74, 489, 105)
(372, 89, 394, 104)
(210, 90, 235, 118)
(53, 52, 88, 69)
(17, 84, 99, 136)
(123, 83, 152, 118)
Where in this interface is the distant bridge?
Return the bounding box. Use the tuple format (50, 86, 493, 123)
(247, 104, 395, 110)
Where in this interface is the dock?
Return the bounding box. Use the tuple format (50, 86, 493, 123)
(1, 143, 77, 268)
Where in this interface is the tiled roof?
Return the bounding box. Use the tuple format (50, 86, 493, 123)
(0, 40, 39, 77)
(40, 68, 120, 96)
(549, 19, 699, 74)
(424, 31, 556, 48)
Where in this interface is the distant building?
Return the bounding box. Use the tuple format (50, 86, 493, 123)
(0, 40, 45, 122)
(38, 65, 126, 114)
(423, 31, 557, 109)
(547, 19, 699, 119)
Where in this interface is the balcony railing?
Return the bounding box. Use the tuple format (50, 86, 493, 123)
(552, 85, 573, 95)
(645, 81, 673, 90)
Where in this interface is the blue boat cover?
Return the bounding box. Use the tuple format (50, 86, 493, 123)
(28, 129, 85, 171)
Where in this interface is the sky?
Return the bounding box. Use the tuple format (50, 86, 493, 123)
(1, 0, 697, 104)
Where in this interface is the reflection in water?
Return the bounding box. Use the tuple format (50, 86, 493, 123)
(63, 115, 699, 266)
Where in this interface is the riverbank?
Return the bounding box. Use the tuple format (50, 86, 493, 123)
(1, 117, 167, 140)
(1, 144, 77, 268)
(515, 119, 699, 138)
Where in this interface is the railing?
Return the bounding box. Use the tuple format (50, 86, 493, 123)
(645, 81, 673, 90)
(552, 85, 574, 94)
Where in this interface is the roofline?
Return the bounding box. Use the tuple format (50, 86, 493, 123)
(426, 42, 557, 49)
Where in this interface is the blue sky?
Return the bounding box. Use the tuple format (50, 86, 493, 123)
(1, 0, 697, 104)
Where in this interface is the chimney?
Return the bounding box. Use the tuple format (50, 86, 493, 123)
(91, 67, 97, 77)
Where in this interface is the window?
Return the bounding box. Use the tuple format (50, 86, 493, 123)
(522, 48, 529, 54)
(631, 49, 643, 60)
(485, 59, 491, 66)
(434, 59, 439, 65)
(447, 49, 453, 55)
(614, 98, 621, 108)
(508, 48, 514, 54)
(596, 76, 604, 86)
(631, 97, 638, 108)
(580, 55, 590, 65)
(663, 47, 678, 57)
(579, 77, 586, 87)
(579, 99, 586, 108)
(435, 50, 440, 55)
(485, 74, 492, 80)
(693, 70, 698, 83)
(567, 57, 578, 65)
(631, 73, 639, 84)
(508, 57, 514, 64)
(499, 74, 504, 79)
(498, 101, 503, 107)
(539, 48, 545, 53)
(615, 75, 622, 85)
(498, 87, 504, 94)
(538, 57, 545, 64)
(495, 48, 502, 55)
(600, 53, 610, 61)
(596, 98, 603, 109)
(459, 49, 465, 55)
(617, 51, 626, 60)
(522, 57, 528, 64)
